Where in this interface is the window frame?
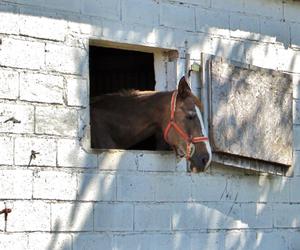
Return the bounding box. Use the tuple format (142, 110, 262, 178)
(80, 40, 180, 157)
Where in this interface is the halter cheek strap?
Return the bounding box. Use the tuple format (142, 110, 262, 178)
(163, 91, 208, 160)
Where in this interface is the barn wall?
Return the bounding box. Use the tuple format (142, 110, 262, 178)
(0, 0, 300, 249)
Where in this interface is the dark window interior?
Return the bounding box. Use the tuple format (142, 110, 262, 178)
(89, 46, 157, 150)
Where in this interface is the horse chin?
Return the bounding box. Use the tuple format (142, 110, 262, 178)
(190, 164, 206, 173)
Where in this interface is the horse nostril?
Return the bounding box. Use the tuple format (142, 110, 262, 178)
(201, 155, 209, 166)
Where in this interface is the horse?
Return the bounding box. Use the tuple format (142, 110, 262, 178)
(90, 76, 212, 172)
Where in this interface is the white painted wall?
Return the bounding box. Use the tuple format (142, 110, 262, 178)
(0, 0, 300, 249)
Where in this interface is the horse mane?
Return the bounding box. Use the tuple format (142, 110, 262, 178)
(118, 89, 140, 96)
(90, 89, 158, 104)
(90, 89, 203, 111)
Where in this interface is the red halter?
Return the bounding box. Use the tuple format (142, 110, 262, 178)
(163, 91, 208, 160)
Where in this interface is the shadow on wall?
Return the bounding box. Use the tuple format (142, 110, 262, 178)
(46, 29, 297, 250)
(0, 2, 298, 249)
(46, 150, 292, 249)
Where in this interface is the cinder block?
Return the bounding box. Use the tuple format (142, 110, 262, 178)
(0, 233, 28, 250)
(241, 203, 273, 229)
(7, 200, 50, 232)
(0, 136, 13, 165)
(244, 0, 283, 19)
(28, 233, 72, 250)
(0, 69, 19, 100)
(51, 202, 93, 232)
(293, 100, 300, 125)
(268, 176, 290, 203)
(134, 204, 172, 231)
(160, 3, 195, 31)
(155, 175, 192, 202)
(45, 43, 87, 75)
(35, 106, 77, 137)
(239, 175, 289, 203)
(191, 176, 228, 202)
(172, 203, 207, 230)
(195, 8, 230, 37)
(137, 152, 176, 172)
(289, 231, 300, 250)
(293, 74, 300, 99)
(0, 104, 34, 134)
(77, 173, 116, 201)
(0, 4, 19, 35)
(73, 233, 112, 250)
(82, 0, 121, 20)
(0, 170, 32, 199)
(152, 25, 182, 48)
(20, 72, 64, 104)
(122, 0, 159, 26)
(33, 170, 77, 200)
(254, 231, 289, 250)
(206, 203, 246, 230)
(173, 0, 210, 7)
(191, 232, 224, 250)
(117, 174, 156, 201)
(293, 126, 300, 150)
(211, 0, 243, 12)
(45, 0, 81, 12)
(66, 77, 88, 107)
(293, 150, 300, 176)
(236, 173, 289, 203)
(19, 8, 67, 41)
(290, 177, 300, 202)
(15, 137, 56, 166)
(273, 204, 300, 228)
(12, 0, 81, 13)
(210, 37, 245, 63)
(57, 139, 97, 168)
(94, 203, 133, 231)
(68, 17, 102, 37)
(113, 233, 175, 250)
(283, 1, 300, 23)
(230, 13, 260, 40)
(98, 151, 137, 171)
(102, 19, 125, 43)
(0, 38, 45, 70)
(176, 158, 188, 172)
(260, 18, 290, 46)
(291, 23, 300, 48)
(224, 230, 256, 250)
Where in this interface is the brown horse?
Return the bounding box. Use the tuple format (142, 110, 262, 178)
(91, 76, 211, 172)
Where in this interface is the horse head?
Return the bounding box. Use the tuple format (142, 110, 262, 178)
(163, 76, 212, 172)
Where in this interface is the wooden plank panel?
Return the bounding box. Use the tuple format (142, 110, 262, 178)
(210, 57, 292, 165)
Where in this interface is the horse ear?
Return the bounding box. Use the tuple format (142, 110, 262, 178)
(178, 76, 191, 99)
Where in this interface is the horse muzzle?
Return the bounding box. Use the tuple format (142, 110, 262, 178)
(189, 152, 210, 172)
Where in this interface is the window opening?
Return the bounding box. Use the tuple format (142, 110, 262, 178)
(89, 46, 158, 150)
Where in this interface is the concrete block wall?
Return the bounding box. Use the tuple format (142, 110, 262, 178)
(0, 0, 299, 249)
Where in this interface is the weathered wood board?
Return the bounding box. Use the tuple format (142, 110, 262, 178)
(210, 57, 292, 165)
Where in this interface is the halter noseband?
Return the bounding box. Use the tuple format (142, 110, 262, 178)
(163, 91, 208, 160)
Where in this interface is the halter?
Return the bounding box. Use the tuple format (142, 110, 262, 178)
(163, 91, 209, 160)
